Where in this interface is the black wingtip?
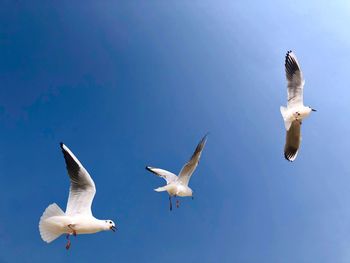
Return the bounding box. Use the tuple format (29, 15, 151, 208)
(145, 166, 157, 175)
(285, 50, 292, 61)
(285, 50, 293, 61)
(201, 133, 209, 143)
(284, 155, 294, 162)
(284, 50, 300, 80)
(60, 142, 64, 149)
(284, 151, 297, 162)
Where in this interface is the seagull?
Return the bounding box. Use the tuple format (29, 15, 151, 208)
(280, 51, 316, 161)
(39, 143, 116, 250)
(146, 134, 208, 210)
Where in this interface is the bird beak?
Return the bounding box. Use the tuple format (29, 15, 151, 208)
(110, 226, 116, 232)
(311, 108, 317, 112)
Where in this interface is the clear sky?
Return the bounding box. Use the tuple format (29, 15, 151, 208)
(1, 0, 350, 262)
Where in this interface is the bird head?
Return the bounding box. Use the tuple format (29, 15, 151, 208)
(187, 187, 194, 197)
(104, 220, 117, 232)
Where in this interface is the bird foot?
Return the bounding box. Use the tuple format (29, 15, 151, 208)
(65, 234, 71, 250)
(169, 196, 173, 211)
(65, 240, 71, 250)
(68, 224, 77, 236)
(176, 200, 180, 208)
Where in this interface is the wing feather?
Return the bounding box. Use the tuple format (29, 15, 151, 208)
(60, 143, 96, 216)
(178, 134, 208, 185)
(284, 121, 301, 161)
(285, 51, 304, 107)
(145, 166, 177, 184)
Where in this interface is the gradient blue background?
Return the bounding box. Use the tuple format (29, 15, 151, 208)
(1, 1, 350, 262)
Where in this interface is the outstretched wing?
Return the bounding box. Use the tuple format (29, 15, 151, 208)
(178, 134, 208, 185)
(284, 121, 301, 161)
(285, 50, 305, 107)
(60, 143, 96, 216)
(145, 166, 177, 184)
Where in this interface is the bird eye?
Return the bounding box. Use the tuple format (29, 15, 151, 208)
(109, 221, 112, 224)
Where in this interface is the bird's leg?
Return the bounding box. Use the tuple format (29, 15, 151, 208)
(65, 234, 71, 250)
(68, 224, 77, 236)
(174, 194, 179, 208)
(169, 196, 172, 211)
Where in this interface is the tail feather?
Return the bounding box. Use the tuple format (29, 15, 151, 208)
(154, 186, 167, 192)
(280, 106, 292, 131)
(39, 203, 65, 243)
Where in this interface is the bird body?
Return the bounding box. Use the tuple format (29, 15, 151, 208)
(280, 105, 312, 130)
(43, 214, 111, 235)
(155, 183, 193, 197)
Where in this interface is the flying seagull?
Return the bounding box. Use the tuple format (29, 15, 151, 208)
(39, 143, 116, 250)
(146, 134, 208, 210)
(280, 51, 316, 161)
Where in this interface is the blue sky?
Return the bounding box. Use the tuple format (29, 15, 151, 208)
(1, 0, 350, 262)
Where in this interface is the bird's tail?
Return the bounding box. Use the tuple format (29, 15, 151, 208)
(154, 186, 168, 192)
(280, 106, 292, 131)
(39, 203, 65, 243)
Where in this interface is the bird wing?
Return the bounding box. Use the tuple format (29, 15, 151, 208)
(284, 121, 301, 161)
(285, 51, 305, 108)
(60, 143, 96, 216)
(145, 166, 177, 184)
(178, 134, 208, 186)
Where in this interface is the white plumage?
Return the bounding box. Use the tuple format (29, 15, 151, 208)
(39, 143, 116, 249)
(280, 51, 316, 161)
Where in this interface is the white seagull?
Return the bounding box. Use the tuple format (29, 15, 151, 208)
(39, 143, 116, 250)
(280, 51, 316, 161)
(146, 134, 208, 210)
